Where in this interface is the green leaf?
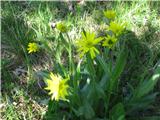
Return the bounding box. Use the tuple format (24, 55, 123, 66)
(139, 116, 160, 120)
(87, 82, 105, 102)
(55, 42, 64, 63)
(99, 74, 109, 90)
(96, 55, 111, 76)
(72, 107, 83, 117)
(83, 101, 95, 119)
(59, 33, 69, 51)
(86, 54, 96, 81)
(73, 101, 95, 119)
(109, 103, 126, 120)
(127, 93, 158, 113)
(82, 28, 87, 37)
(31, 27, 52, 52)
(126, 63, 160, 113)
(95, 82, 106, 98)
(54, 63, 68, 77)
(73, 59, 82, 89)
(110, 49, 127, 92)
(35, 70, 50, 79)
(133, 64, 160, 99)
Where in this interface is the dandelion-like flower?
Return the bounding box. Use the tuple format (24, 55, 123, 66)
(27, 42, 39, 53)
(56, 21, 68, 33)
(104, 10, 116, 19)
(44, 72, 69, 101)
(76, 31, 103, 59)
(102, 35, 117, 48)
(108, 21, 126, 36)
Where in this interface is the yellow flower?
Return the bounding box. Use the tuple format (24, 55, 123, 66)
(102, 35, 117, 48)
(76, 31, 103, 59)
(104, 10, 116, 19)
(56, 21, 68, 32)
(27, 42, 39, 53)
(45, 72, 69, 101)
(108, 21, 126, 36)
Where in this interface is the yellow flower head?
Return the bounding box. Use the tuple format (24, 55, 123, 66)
(45, 72, 69, 101)
(56, 21, 68, 33)
(104, 10, 116, 19)
(108, 21, 126, 36)
(76, 31, 103, 59)
(102, 35, 117, 48)
(27, 42, 39, 53)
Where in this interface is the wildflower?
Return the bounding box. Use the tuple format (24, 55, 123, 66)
(27, 42, 39, 53)
(102, 35, 117, 48)
(45, 72, 69, 101)
(56, 21, 68, 32)
(104, 10, 116, 19)
(76, 31, 103, 59)
(108, 21, 126, 36)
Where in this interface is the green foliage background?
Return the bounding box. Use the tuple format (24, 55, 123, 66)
(1, 1, 160, 120)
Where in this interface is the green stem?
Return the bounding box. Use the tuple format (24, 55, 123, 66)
(86, 54, 96, 82)
(66, 33, 73, 76)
